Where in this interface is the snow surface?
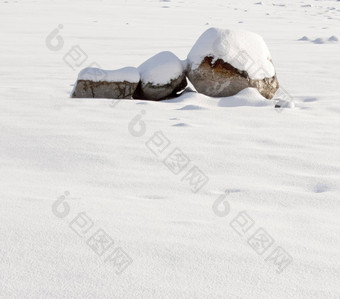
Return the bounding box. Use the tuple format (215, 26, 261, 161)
(1, 0, 340, 298)
(187, 27, 275, 79)
(77, 67, 140, 82)
(138, 51, 184, 85)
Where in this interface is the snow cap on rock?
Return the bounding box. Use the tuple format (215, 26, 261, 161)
(187, 28, 275, 80)
(78, 67, 140, 83)
(138, 51, 185, 85)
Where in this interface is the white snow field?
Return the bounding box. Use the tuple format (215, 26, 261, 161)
(1, 0, 340, 298)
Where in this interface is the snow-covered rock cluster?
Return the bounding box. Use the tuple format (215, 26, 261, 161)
(72, 52, 186, 101)
(72, 28, 279, 100)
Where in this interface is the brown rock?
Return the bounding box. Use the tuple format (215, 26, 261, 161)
(187, 56, 279, 99)
(186, 28, 280, 99)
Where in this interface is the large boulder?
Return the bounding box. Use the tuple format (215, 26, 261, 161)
(133, 51, 187, 101)
(186, 28, 279, 99)
(72, 67, 140, 99)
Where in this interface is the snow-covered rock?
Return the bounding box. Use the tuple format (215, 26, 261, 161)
(134, 51, 187, 101)
(72, 67, 140, 99)
(186, 28, 279, 99)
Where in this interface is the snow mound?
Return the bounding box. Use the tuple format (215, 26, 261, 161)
(313, 38, 326, 44)
(177, 104, 207, 110)
(218, 88, 272, 107)
(187, 28, 275, 80)
(77, 67, 140, 83)
(298, 36, 310, 41)
(138, 51, 184, 85)
(328, 35, 339, 42)
(167, 87, 273, 108)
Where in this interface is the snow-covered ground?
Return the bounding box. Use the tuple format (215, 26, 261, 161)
(1, 0, 340, 298)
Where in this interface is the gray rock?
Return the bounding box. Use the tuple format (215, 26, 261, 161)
(133, 76, 187, 101)
(72, 80, 138, 99)
(134, 51, 187, 101)
(72, 67, 140, 99)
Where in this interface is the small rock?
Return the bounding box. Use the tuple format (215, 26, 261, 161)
(72, 67, 140, 99)
(134, 51, 187, 101)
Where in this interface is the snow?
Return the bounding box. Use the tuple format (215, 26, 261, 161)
(187, 27, 276, 80)
(138, 51, 184, 85)
(328, 35, 339, 42)
(299, 35, 339, 44)
(77, 67, 140, 83)
(171, 88, 273, 108)
(1, 0, 340, 298)
(275, 98, 296, 109)
(299, 35, 310, 41)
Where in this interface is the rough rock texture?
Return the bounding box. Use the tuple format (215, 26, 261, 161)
(186, 28, 279, 99)
(134, 51, 187, 101)
(187, 56, 279, 99)
(72, 80, 138, 99)
(133, 75, 187, 101)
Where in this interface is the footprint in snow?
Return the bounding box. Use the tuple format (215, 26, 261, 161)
(313, 184, 330, 194)
(298, 35, 338, 43)
(298, 36, 310, 41)
(177, 105, 206, 110)
(172, 123, 189, 127)
(328, 35, 339, 42)
(313, 38, 326, 44)
(303, 97, 317, 103)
